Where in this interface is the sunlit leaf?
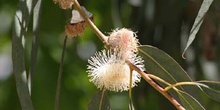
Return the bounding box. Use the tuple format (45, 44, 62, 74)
(177, 90, 206, 110)
(138, 45, 202, 104)
(88, 90, 111, 110)
(182, 0, 213, 57)
(198, 81, 220, 102)
(29, 0, 42, 94)
(12, 0, 39, 109)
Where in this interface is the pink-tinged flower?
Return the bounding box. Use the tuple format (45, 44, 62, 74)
(87, 49, 145, 92)
(108, 28, 139, 59)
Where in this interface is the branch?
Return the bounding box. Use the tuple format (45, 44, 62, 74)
(73, 0, 185, 109)
(125, 60, 185, 110)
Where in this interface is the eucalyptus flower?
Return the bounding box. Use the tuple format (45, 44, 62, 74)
(108, 28, 139, 59)
(87, 50, 145, 92)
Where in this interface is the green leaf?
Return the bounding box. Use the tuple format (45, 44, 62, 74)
(138, 45, 203, 106)
(177, 90, 206, 110)
(12, 0, 39, 109)
(182, 0, 213, 56)
(198, 81, 220, 102)
(29, 0, 42, 94)
(138, 45, 192, 85)
(88, 90, 111, 110)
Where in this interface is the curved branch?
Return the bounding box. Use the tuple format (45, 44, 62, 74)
(125, 60, 185, 110)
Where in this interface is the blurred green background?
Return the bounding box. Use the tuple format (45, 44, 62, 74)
(1, 0, 220, 110)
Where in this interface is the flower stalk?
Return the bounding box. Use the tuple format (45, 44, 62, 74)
(99, 89, 106, 110)
(164, 82, 202, 92)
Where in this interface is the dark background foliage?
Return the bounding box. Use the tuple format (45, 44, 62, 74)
(0, 0, 220, 110)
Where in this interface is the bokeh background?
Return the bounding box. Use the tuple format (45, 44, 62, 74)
(0, 0, 220, 110)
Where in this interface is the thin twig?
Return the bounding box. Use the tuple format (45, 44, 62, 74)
(164, 82, 202, 92)
(148, 74, 171, 86)
(129, 68, 133, 100)
(99, 89, 106, 110)
(54, 36, 68, 110)
(129, 68, 134, 110)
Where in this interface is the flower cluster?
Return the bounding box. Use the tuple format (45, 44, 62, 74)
(87, 28, 145, 92)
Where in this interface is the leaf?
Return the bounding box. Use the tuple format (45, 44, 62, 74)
(177, 90, 206, 110)
(198, 81, 220, 102)
(138, 45, 192, 85)
(12, 0, 39, 109)
(88, 90, 111, 110)
(182, 0, 213, 57)
(28, 0, 42, 94)
(138, 45, 202, 104)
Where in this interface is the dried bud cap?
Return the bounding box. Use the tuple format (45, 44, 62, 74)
(65, 7, 93, 37)
(108, 28, 139, 59)
(70, 7, 93, 24)
(65, 22, 86, 37)
(53, 0, 74, 9)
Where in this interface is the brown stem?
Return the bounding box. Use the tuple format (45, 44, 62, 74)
(125, 60, 185, 110)
(129, 68, 134, 110)
(73, 0, 108, 46)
